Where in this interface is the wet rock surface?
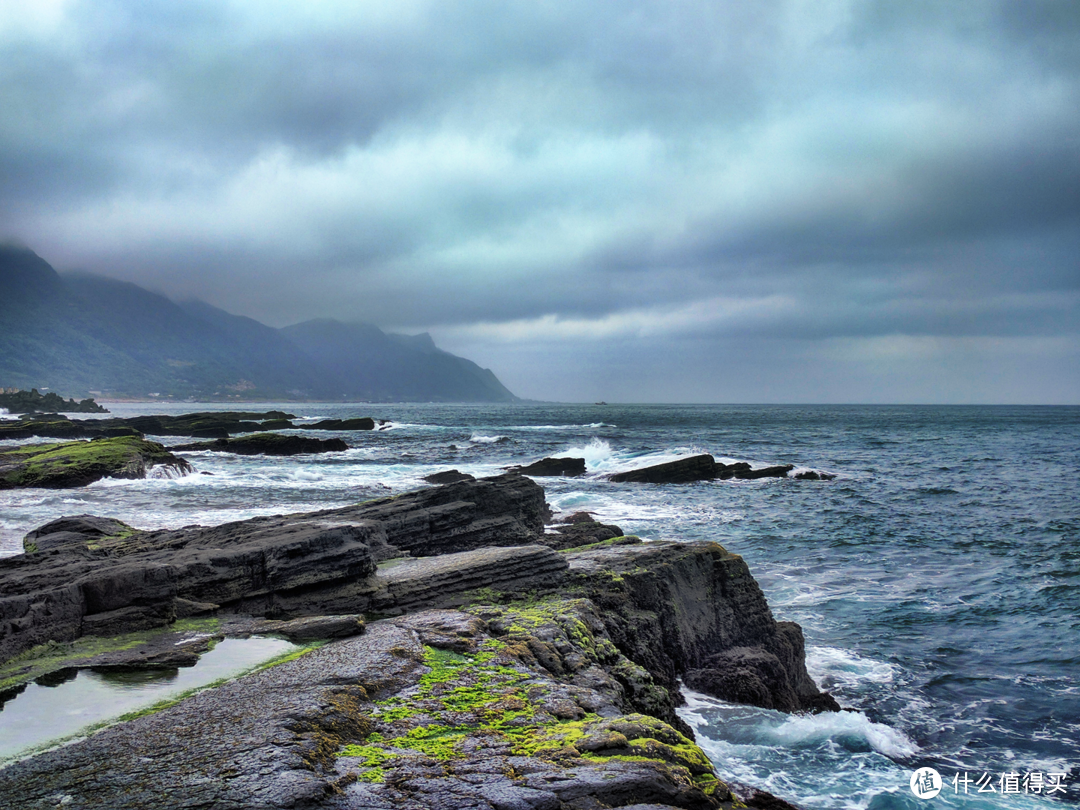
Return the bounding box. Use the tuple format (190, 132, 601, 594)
(422, 469, 475, 484)
(0, 472, 836, 808)
(0, 610, 753, 810)
(509, 456, 588, 476)
(173, 432, 349, 455)
(542, 512, 629, 550)
(607, 454, 834, 483)
(0, 473, 549, 661)
(0, 436, 193, 490)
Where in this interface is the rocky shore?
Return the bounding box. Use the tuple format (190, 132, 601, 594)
(0, 473, 837, 809)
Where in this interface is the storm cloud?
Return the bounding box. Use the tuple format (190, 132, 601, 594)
(1, 0, 1077, 402)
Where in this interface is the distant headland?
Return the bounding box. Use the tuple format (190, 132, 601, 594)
(0, 245, 518, 403)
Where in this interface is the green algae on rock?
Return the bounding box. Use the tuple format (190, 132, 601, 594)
(0, 436, 193, 490)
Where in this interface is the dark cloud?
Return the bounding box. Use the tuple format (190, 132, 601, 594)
(0, 0, 1077, 402)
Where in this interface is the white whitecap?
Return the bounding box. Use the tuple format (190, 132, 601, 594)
(805, 646, 898, 692)
(767, 711, 918, 760)
(561, 437, 617, 470)
(469, 433, 507, 444)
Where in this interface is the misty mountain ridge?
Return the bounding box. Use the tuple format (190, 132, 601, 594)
(0, 245, 517, 402)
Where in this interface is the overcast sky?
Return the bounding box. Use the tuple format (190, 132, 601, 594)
(1, 1, 1077, 403)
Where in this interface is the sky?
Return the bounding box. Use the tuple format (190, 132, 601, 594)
(1, 1, 1077, 404)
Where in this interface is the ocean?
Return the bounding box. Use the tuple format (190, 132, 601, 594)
(1, 402, 1077, 809)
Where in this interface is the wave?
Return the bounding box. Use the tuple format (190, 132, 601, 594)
(768, 711, 918, 759)
(806, 646, 899, 693)
(508, 423, 617, 431)
(0, 408, 15, 421)
(469, 433, 509, 444)
(148, 465, 192, 480)
(680, 688, 917, 761)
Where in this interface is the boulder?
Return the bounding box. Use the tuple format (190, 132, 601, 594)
(0, 436, 193, 490)
(173, 432, 348, 456)
(510, 456, 587, 477)
(23, 515, 138, 553)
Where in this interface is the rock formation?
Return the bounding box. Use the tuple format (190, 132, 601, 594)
(509, 456, 588, 476)
(173, 432, 349, 455)
(0, 388, 108, 415)
(0, 410, 389, 442)
(608, 454, 834, 483)
(0, 472, 837, 809)
(0, 436, 193, 490)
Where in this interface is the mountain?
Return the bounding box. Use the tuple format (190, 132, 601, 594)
(0, 245, 518, 402)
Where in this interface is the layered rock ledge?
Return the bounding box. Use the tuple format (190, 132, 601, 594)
(0, 473, 837, 809)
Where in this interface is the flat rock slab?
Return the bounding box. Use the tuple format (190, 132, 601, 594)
(373, 545, 568, 613)
(0, 609, 739, 810)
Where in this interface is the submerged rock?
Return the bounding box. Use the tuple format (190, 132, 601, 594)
(0, 436, 193, 490)
(174, 432, 348, 455)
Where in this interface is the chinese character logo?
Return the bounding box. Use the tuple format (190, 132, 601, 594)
(911, 767, 943, 799)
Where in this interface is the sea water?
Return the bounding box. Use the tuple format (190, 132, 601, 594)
(1, 402, 1077, 808)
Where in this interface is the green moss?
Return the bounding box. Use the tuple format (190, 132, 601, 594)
(0, 436, 184, 489)
(557, 535, 642, 553)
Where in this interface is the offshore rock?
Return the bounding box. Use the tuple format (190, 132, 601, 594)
(732, 464, 794, 480)
(0, 410, 298, 441)
(0, 388, 108, 415)
(793, 470, 836, 481)
(309, 417, 377, 430)
(0, 436, 193, 490)
(421, 469, 475, 484)
(173, 432, 349, 455)
(0, 608, 742, 810)
(509, 456, 588, 476)
(608, 454, 720, 484)
(609, 455, 825, 483)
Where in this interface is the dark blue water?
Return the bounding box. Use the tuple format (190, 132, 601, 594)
(1, 403, 1077, 808)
